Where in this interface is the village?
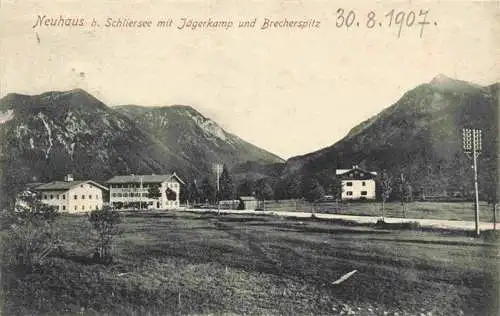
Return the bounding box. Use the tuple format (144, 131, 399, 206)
(17, 165, 381, 214)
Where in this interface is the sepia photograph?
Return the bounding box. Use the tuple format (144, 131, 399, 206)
(0, 1, 499, 315)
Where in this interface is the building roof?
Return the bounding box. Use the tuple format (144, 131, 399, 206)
(239, 196, 257, 201)
(35, 180, 108, 191)
(106, 173, 185, 185)
(336, 166, 377, 180)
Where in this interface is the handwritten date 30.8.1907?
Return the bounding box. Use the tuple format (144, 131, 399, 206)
(336, 8, 436, 38)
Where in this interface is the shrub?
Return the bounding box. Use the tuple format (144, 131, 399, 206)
(374, 219, 421, 231)
(1, 195, 60, 271)
(89, 206, 122, 263)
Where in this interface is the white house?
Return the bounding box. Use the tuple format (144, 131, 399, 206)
(106, 173, 184, 210)
(35, 174, 108, 213)
(336, 166, 377, 200)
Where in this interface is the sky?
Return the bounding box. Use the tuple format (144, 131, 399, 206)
(1, 1, 498, 159)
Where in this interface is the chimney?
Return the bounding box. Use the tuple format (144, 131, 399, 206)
(64, 174, 74, 182)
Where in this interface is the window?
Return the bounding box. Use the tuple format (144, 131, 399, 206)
(143, 193, 148, 197)
(50, 194, 54, 199)
(361, 191, 367, 196)
(44, 195, 48, 199)
(62, 194, 65, 199)
(89, 195, 92, 199)
(74, 206, 77, 211)
(362, 181, 366, 186)
(82, 195, 85, 199)
(346, 191, 353, 196)
(123, 193, 128, 197)
(62, 206, 66, 211)
(112, 193, 116, 197)
(346, 182, 353, 186)
(82, 205, 85, 210)
(81, 185, 84, 188)
(56, 195, 59, 200)
(74, 195, 77, 199)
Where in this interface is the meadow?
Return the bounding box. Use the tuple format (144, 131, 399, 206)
(1, 210, 499, 316)
(263, 200, 497, 222)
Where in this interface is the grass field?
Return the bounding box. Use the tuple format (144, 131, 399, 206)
(2, 211, 499, 315)
(263, 200, 498, 222)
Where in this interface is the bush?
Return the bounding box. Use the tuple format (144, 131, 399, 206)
(89, 206, 122, 263)
(1, 196, 60, 271)
(375, 219, 422, 231)
(481, 230, 500, 242)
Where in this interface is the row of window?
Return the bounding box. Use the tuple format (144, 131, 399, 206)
(44, 194, 100, 200)
(347, 172, 366, 178)
(345, 181, 367, 187)
(54, 205, 100, 211)
(110, 183, 178, 189)
(73, 194, 99, 200)
(345, 191, 368, 196)
(44, 194, 66, 200)
(111, 193, 149, 198)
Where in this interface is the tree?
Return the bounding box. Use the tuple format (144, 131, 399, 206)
(273, 179, 288, 201)
(330, 177, 343, 200)
(2, 194, 60, 270)
(165, 187, 177, 201)
(398, 173, 413, 218)
(185, 180, 201, 205)
(377, 171, 393, 219)
(484, 171, 499, 230)
(200, 177, 216, 204)
(148, 185, 161, 200)
(302, 178, 325, 215)
(303, 178, 325, 203)
(219, 166, 234, 201)
(89, 206, 122, 263)
(237, 180, 255, 197)
(255, 179, 274, 210)
(287, 177, 303, 199)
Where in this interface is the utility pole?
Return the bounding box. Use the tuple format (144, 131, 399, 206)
(139, 176, 143, 211)
(214, 163, 223, 215)
(462, 128, 482, 236)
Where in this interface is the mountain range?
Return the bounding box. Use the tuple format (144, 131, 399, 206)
(278, 74, 499, 198)
(0, 74, 498, 206)
(0, 89, 282, 205)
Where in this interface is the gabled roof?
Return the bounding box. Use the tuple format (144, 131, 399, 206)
(336, 167, 377, 180)
(106, 173, 185, 185)
(239, 196, 257, 201)
(35, 180, 108, 191)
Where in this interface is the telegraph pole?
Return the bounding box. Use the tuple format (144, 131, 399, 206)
(462, 128, 482, 236)
(139, 176, 143, 211)
(214, 163, 223, 215)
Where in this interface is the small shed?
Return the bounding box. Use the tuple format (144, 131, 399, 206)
(238, 196, 258, 210)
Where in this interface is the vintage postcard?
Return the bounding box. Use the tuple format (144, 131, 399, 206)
(0, 1, 498, 315)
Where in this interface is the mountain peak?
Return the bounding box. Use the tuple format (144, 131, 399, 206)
(429, 74, 484, 94)
(430, 73, 454, 85)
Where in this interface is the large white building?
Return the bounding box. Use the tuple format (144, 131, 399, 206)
(35, 175, 108, 213)
(107, 173, 184, 210)
(336, 166, 377, 200)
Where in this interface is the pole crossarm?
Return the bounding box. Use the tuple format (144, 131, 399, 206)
(462, 128, 482, 236)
